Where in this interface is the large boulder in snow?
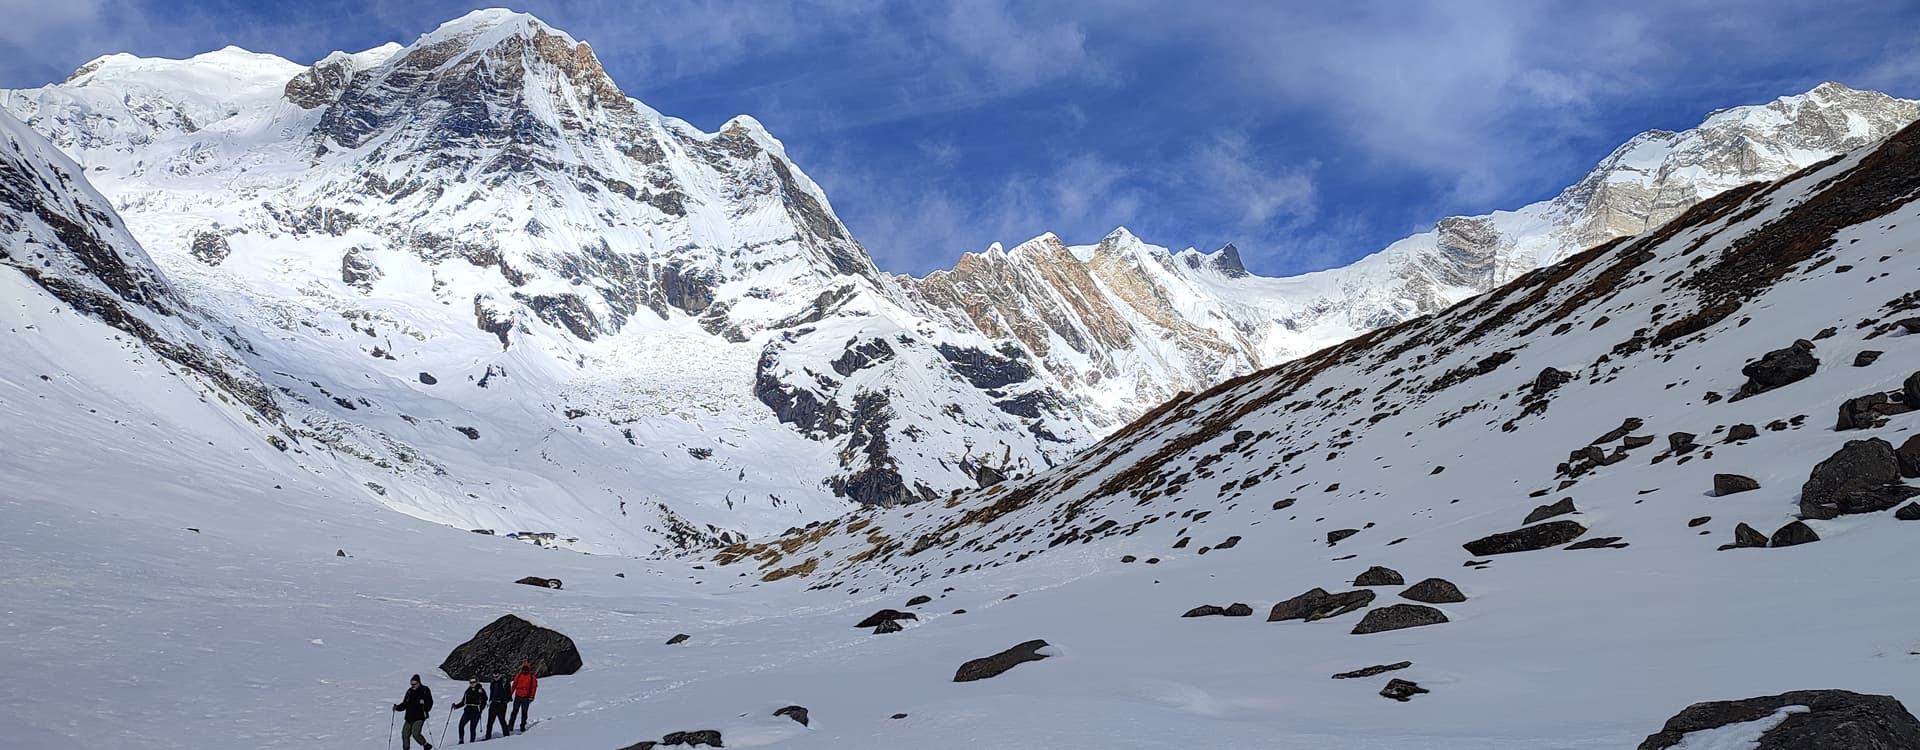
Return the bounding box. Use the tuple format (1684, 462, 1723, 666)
(1353, 566, 1404, 586)
(1351, 604, 1448, 635)
(1267, 588, 1375, 622)
(1897, 435, 1920, 478)
(440, 614, 582, 680)
(1798, 439, 1920, 519)
(1400, 578, 1467, 604)
(1737, 340, 1819, 398)
(1462, 520, 1587, 555)
(1714, 474, 1761, 496)
(954, 639, 1052, 682)
(854, 609, 917, 628)
(1637, 689, 1920, 750)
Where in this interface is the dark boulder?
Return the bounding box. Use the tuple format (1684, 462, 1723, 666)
(1380, 679, 1430, 702)
(1214, 535, 1242, 550)
(1268, 588, 1376, 622)
(665, 634, 689, 645)
(1351, 604, 1449, 635)
(1523, 498, 1576, 524)
(954, 640, 1051, 682)
(1462, 520, 1587, 556)
(418, 372, 438, 385)
(1726, 424, 1759, 442)
(1896, 502, 1920, 521)
(1637, 689, 1920, 750)
(1897, 435, 1920, 478)
(440, 614, 582, 680)
(1594, 417, 1646, 444)
(854, 609, 918, 629)
(1732, 523, 1768, 549)
(1770, 521, 1820, 548)
(904, 595, 932, 607)
(1799, 439, 1920, 519)
(1738, 340, 1819, 398)
(1182, 605, 1226, 618)
(1331, 661, 1412, 679)
(1838, 392, 1912, 431)
(1399, 578, 1467, 604)
(1855, 351, 1884, 367)
(1353, 566, 1404, 586)
(1222, 602, 1254, 617)
(661, 730, 724, 747)
(1908, 370, 1920, 406)
(1669, 432, 1698, 454)
(1714, 474, 1761, 497)
(873, 619, 904, 634)
(773, 706, 809, 727)
(516, 576, 563, 589)
(1327, 528, 1358, 546)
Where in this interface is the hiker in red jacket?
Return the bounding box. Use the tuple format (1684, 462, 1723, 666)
(507, 661, 538, 732)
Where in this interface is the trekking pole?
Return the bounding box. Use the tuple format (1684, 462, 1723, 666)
(439, 706, 454, 746)
(387, 709, 396, 750)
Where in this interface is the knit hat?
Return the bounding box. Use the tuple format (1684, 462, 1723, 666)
(410, 674, 421, 682)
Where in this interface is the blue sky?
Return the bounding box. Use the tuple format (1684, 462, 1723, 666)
(6, 1, 1920, 277)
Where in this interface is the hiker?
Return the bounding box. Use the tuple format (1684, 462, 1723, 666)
(486, 673, 513, 738)
(392, 674, 434, 750)
(508, 661, 538, 732)
(453, 678, 486, 744)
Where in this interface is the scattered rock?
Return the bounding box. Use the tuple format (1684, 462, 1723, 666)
(515, 576, 563, 590)
(1565, 536, 1630, 550)
(1624, 434, 1657, 449)
(1725, 523, 1768, 550)
(661, 730, 723, 747)
(1594, 417, 1646, 444)
(1380, 679, 1430, 702)
(1636, 689, 1920, 750)
(1770, 521, 1820, 547)
(1462, 520, 1587, 555)
(890, 713, 908, 720)
(336, 549, 347, 557)
(665, 634, 689, 645)
(854, 609, 918, 629)
(1855, 350, 1884, 367)
(1726, 424, 1759, 442)
(1399, 578, 1466, 604)
(1351, 604, 1448, 635)
(953, 640, 1051, 682)
(1120, 555, 1137, 563)
(454, 426, 481, 440)
(1799, 438, 1920, 519)
(1215, 535, 1242, 550)
(1331, 661, 1412, 679)
(440, 614, 583, 680)
(418, 372, 438, 385)
(1896, 502, 1920, 521)
(904, 595, 932, 607)
(1714, 474, 1761, 497)
(1268, 588, 1376, 622)
(1737, 340, 1819, 398)
(1327, 529, 1359, 546)
(1898, 435, 1920, 478)
(1354, 566, 1404, 586)
(773, 706, 809, 727)
(1688, 516, 1711, 528)
(1523, 497, 1577, 524)
(1837, 392, 1911, 431)
(1222, 603, 1254, 617)
(1182, 605, 1226, 618)
(1669, 432, 1698, 454)
(873, 619, 904, 635)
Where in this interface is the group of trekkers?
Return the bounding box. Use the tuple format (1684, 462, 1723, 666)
(392, 661, 540, 748)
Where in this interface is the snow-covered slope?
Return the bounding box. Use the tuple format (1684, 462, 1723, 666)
(1, 10, 1088, 537)
(906, 83, 1919, 421)
(10, 90, 1920, 750)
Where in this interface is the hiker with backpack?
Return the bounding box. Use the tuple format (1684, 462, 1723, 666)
(452, 678, 486, 744)
(507, 661, 538, 732)
(392, 674, 434, 750)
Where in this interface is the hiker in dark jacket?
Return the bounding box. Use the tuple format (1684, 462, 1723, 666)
(392, 674, 434, 750)
(485, 675, 513, 738)
(453, 678, 486, 744)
